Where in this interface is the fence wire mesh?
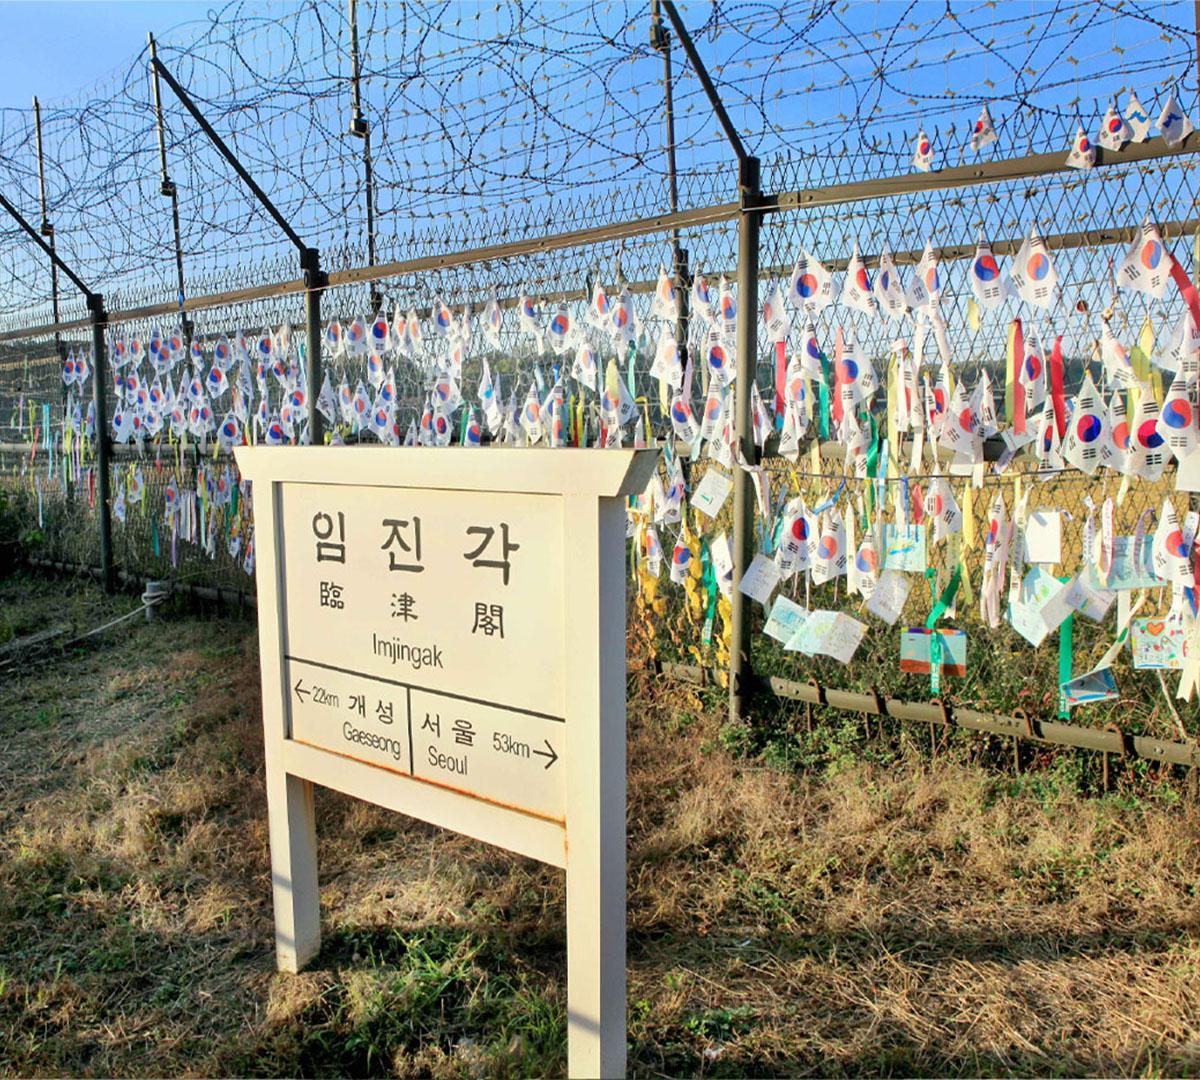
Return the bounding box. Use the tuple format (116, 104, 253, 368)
(3, 0, 1200, 752)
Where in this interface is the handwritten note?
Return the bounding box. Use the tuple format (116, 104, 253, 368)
(899, 628, 967, 676)
(1009, 566, 1069, 646)
(738, 552, 781, 607)
(1131, 617, 1187, 670)
(692, 468, 732, 519)
(764, 595, 808, 644)
(820, 614, 867, 663)
(783, 610, 865, 662)
(1064, 574, 1115, 622)
(1086, 535, 1161, 592)
(866, 568, 913, 625)
(709, 532, 734, 598)
(785, 609, 837, 655)
(882, 523, 927, 574)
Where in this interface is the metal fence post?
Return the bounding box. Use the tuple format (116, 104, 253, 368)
(151, 50, 322, 429)
(729, 156, 761, 724)
(149, 35, 193, 353)
(650, 2, 690, 368)
(656, 1, 761, 725)
(88, 294, 114, 592)
(347, 0, 382, 313)
(302, 247, 325, 444)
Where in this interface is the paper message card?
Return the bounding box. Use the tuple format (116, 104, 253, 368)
(1131, 617, 1187, 670)
(899, 627, 967, 676)
(866, 569, 913, 626)
(764, 595, 808, 644)
(819, 614, 867, 663)
(710, 531, 734, 598)
(691, 469, 732, 519)
(1060, 667, 1119, 707)
(1009, 567, 1069, 647)
(1086, 535, 1162, 592)
(1064, 574, 1116, 622)
(785, 609, 837, 654)
(882, 523, 927, 573)
(738, 552, 781, 606)
(1024, 510, 1062, 564)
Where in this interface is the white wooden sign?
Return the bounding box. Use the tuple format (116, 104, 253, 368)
(236, 446, 657, 1078)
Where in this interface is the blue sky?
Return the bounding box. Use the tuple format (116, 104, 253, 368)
(0, 2, 216, 109)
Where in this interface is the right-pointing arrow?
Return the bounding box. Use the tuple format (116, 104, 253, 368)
(531, 739, 558, 770)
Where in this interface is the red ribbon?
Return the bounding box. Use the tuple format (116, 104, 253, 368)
(1049, 335, 1067, 441)
(1168, 255, 1200, 436)
(832, 326, 846, 425)
(1168, 255, 1200, 334)
(773, 340, 786, 424)
(1011, 319, 1026, 435)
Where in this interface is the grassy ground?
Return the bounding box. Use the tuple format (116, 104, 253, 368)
(2, 570, 1200, 1077)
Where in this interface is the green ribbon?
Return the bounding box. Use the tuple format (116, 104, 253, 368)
(863, 412, 881, 520)
(1057, 575, 1073, 719)
(700, 539, 718, 646)
(924, 564, 963, 695)
(627, 341, 638, 398)
(925, 564, 962, 630)
(818, 351, 832, 441)
(865, 412, 880, 478)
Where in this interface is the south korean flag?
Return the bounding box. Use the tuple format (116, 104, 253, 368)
(1064, 124, 1095, 170)
(939, 378, 981, 460)
(1009, 225, 1057, 308)
(776, 498, 816, 579)
(1117, 216, 1171, 300)
(905, 241, 941, 312)
(841, 242, 877, 316)
(1098, 102, 1132, 151)
(1018, 328, 1047, 411)
(969, 239, 1005, 310)
(762, 280, 792, 344)
(1157, 370, 1198, 462)
(1152, 497, 1194, 587)
(873, 244, 907, 320)
(1101, 391, 1129, 473)
(789, 248, 834, 313)
(1061, 373, 1109, 476)
(1124, 384, 1168, 481)
(811, 507, 848, 586)
(924, 476, 963, 542)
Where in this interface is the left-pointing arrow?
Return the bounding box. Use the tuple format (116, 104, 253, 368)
(294, 679, 310, 703)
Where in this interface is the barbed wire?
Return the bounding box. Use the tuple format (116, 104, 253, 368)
(0, 0, 1194, 328)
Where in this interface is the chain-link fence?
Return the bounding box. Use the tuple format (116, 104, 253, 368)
(3, 1, 1200, 760)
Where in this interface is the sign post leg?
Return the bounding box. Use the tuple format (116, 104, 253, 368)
(267, 768, 321, 972)
(564, 494, 627, 1078)
(257, 480, 322, 973)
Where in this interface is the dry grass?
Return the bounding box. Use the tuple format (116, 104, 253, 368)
(2, 570, 1200, 1077)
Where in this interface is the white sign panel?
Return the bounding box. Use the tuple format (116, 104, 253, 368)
(280, 483, 566, 820)
(237, 446, 656, 1080)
